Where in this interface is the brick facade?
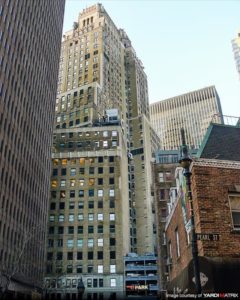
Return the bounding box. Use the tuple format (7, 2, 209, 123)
(166, 159, 240, 292)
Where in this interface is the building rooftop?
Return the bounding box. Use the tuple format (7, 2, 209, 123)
(197, 123, 240, 161)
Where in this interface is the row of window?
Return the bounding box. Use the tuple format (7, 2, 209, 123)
(47, 249, 116, 261)
(48, 224, 115, 235)
(50, 199, 115, 210)
(53, 156, 114, 165)
(51, 177, 115, 187)
(52, 167, 115, 178)
(50, 188, 115, 198)
(56, 139, 118, 148)
(49, 212, 115, 222)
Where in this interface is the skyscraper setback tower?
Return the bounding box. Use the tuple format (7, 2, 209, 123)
(0, 0, 65, 297)
(232, 30, 240, 79)
(46, 4, 154, 297)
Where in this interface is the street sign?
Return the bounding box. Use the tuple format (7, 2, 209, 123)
(196, 233, 220, 241)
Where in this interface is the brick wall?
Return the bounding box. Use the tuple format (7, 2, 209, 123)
(166, 162, 240, 281)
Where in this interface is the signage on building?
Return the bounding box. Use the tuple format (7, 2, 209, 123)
(126, 285, 148, 291)
(196, 233, 220, 241)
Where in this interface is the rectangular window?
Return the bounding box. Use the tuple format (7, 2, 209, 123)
(88, 225, 94, 234)
(98, 238, 103, 246)
(109, 189, 115, 197)
(229, 194, 240, 230)
(77, 252, 83, 260)
(98, 213, 103, 221)
(68, 226, 74, 234)
(175, 229, 180, 257)
(110, 278, 116, 287)
(60, 179, 66, 187)
(67, 239, 74, 248)
(77, 265, 83, 273)
(88, 214, 94, 221)
(78, 214, 84, 221)
(98, 225, 103, 234)
(69, 214, 74, 222)
(78, 201, 84, 209)
(70, 168, 76, 176)
(98, 190, 103, 197)
(88, 265, 93, 273)
(79, 179, 85, 186)
(78, 226, 83, 234)
(98, 265, 103, 274)
(87, 278, 92, 288)
(110, 213, 115, 221)
(159, 172, 164, 182)
(77, 239, 83, 248)
(110, 265, 116, 273)
(58, 214, 64, 222)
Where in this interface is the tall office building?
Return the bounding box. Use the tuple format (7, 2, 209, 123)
(0, 0, 65, 297)
(232, 30, 240, 79)
(150, 86, 223, 150)
(45, 4, 154, 298)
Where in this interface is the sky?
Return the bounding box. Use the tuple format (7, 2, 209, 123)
(63, 0, 240, 117)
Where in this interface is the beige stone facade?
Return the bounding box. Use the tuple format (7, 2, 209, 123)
(45, 3, 154, 298)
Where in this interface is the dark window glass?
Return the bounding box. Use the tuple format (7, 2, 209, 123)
(53, 169, 58, 176)
(98, 225, 103, 233)
(109, 167, 114, 173)
(59, 202, 65, 209)
(110, 251, 116, 259)
(68, 226, 74, 234)
(88, 252, 93, 260)
(78, 226, 83, 234)
(98, 167, 103, 174)
(98, 157, 103, 163)
(88, 201, 94, 209)
(67, 252, 73, 260)
(110, 238, 116, 246)
(58, 227, 64, 234)
(88, 225, 94, 233)
(97, 251, 103, 259)
(77, 252, 83, 260)
(50, 202, 56, 210)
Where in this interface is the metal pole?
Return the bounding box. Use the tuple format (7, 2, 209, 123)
(184, 168, 202, 295)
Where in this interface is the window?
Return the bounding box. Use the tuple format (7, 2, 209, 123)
(87, 278, 92, 288)
(112, 131, 117, 137)
(109, 200, 115, 208)
(78, 201, 84, 209)
(79, 179, 84, 186)
(89, 167, 95, 174)
(229, 194, 240, 230)
(77, 239, 83, 248)
(79, 158, 85, 164)
(88, 214, 94, 221)
(98, 251, 103, 259)
(49, 227, 54, 234)
(88, 251, 94, 259)
(70, 190, 75, 198)
(98, 200, 103, 208)
(57, 239, 63, 247)
(103, 131, 108, 137)
(98, 265, 103, 274)
(110, 225, 115, 233)
(79, 190, 84, 197)
(175, 229, 180, 257)
(93, 278, 98, 288)
(70, 168, 76, 176)
(88, 265, 93, 273)
(78, 226, 83, 234)
(165, 171, 171, 181)
(69, 202, 75, 210)
(98, 225, 103, 234)
(98, 178, 103, 185)
(78, 214, 84, 221)
(77, 265, 83, 273)
(109, 167, 114, 173)
(109, 156, 114, 162)
(59, 202, 65, 209)
(60, 191, 66, 198)
(51, 180, 57, 188)
(68, 226, 74, 234)
(69, 214, 74, 222)
(88, 201, 94, 209)
(50, 203, 56, 210)
(98, 213, 103, 221)
(89, 178, 95, 186)
(99, 278, 104, 287)
(98, 157, 103, 163)
(110, 265, 116, 273)
(103, 141, 108, 147)
(110, 213, 115, 221)
(67, 252, 73, 260)
(67, 265, 73, 273)
(109, 178, 114, 185)
(67, 239, 74, 248)
(98, 190, 103, 197)
(98, 238, 103, 246)
(110, 251, 116, 259)
(57, 226, 63, 236)
(77, 252, 83, 260)
(88, 189, 94, 197)
(98, 167, 103, 174)
(70, 179, 76, 187)
(110, 278, 116, 287)
(109, 189, 115, 197)
(110, 238, 115, 246)
(79, 168, 85, 175)
(57, 252, 63, 260)
(58, 214, 64, 222)
(159, 172, 164, 182)
(88, 225, 94, 234)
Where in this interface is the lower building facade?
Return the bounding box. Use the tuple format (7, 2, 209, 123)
(45, 125, 130, 299)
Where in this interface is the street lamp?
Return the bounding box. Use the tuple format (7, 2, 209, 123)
(179, 128, 202, 295)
